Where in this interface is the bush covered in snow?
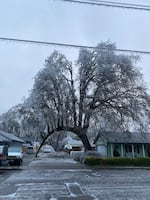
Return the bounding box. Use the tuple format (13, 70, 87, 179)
(71, 151, 101, 164)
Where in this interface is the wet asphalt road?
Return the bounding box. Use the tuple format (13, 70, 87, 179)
(1, 154, 150, 199)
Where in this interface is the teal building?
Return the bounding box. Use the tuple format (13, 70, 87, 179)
(94, 132, 150, 158)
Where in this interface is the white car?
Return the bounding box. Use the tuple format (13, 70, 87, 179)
(41, 145, 55, 153)
(26, 146, 34, 154)
(8, 146, 23, 166)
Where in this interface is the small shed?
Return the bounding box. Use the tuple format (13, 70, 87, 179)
(94, 131, 150, 158)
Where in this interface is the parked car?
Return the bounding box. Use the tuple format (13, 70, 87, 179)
(26, 146, 34, 154)
(0, 145, 9, 166)
(41, 145, 55, 153)
(8, 146, 23, 166)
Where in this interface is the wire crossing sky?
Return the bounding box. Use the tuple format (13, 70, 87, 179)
(56, 0, 150, 11)
(0, 37, 150, 55)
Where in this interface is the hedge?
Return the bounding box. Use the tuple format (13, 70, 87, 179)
(84, 157, 150, 166)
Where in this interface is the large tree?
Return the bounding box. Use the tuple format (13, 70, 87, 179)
(28, 42, 150, 152)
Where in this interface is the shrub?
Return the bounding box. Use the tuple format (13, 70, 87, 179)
(84, 157, 150, 166)
(71, 151, 86, 163)
(86, 151, 101, 157)
(71, 151, 102, 164)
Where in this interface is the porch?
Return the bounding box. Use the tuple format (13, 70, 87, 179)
(107, 143, 150, 158)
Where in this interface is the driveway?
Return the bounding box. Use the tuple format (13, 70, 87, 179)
(1, 155, 150, 199)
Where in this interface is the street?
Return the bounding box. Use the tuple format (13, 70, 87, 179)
(0, 154, 150, 199)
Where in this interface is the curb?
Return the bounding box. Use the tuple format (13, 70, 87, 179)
(85, 165, 150, 170)
(0, 166, 22, 170)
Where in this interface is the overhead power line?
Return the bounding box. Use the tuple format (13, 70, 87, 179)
(56, 0, 150, 11)
(0, 37, 150, 55)
(87, 0, 150, 8)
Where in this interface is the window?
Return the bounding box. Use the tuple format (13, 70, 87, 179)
(125, 144, 141, 154)
(113, 144, 120, 157)
(134, 144, 140, 154)
(125, 144, 132, 153)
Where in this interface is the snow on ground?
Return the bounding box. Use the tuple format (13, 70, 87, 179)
(0, 193, 16, 199)
(65, 182, 81, 197)
(1, 157, 150, 199)
(29, 157, 78, 166)
(4, 168, 150, 200)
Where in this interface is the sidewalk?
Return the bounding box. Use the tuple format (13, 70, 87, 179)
(28, 157, 88, 170)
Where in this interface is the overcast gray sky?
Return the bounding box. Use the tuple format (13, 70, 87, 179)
(0, 0, 150, 114)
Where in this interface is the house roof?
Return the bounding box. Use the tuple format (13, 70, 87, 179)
(21, 136, 34, 143)
(0, 134, 10, 143)
(62, 136, 83, 146)
(0, 130, 24, 143)
(94, 131, 150, 144)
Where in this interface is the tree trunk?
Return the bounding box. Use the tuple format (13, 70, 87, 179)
(78, 130, 92, 151)
(35, 125, 56, 157)
(35, 134, 48, 157)
(55, 133, 61, 152)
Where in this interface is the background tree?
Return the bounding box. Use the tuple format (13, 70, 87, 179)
(47, 131, 67, 151)
(0, 103, 42, 141)
(0, 104, 23, 136)
(25, 42, 150, 152)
